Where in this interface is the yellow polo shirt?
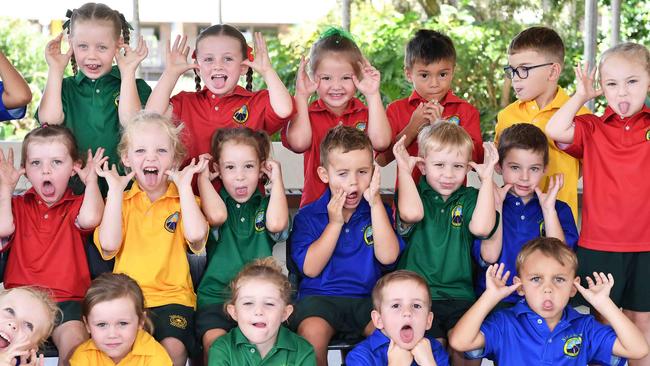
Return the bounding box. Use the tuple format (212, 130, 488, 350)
(94, 182, 207, 308)
(70, 329, 172, 366)
(496, 87, 590, 220)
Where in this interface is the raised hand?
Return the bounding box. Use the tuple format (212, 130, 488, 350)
(166, 158, 208, 189)
(484, 263, 521, 301)
(261, 159, 283, 187)
(15, 349, 44, 366)
(0, 148, 24, 193)
(353, 58, 381, 97)
(95, 162, 134, 192)
(411, 337, 437, 366)
(393, 135, 424, 174)
(422, 100, 444, 123)
(74, 148, 108, 186)
(116, 35, 149, 74)
(44, 33, 72, 73)
(574, 272, 614, 307)
(574, 62, 602, 102)
(363, 165, 382, 206)
(295, 56, 319, 99)
(469, 142, 498, 182)
(327, 188, 346, 225)
(197, 153, 219, 182)
(493, 183, 514, 211)
(165, 35, 199, 77)
(387, 339, 414, 366)
(242, 32, 273, 76)
(535, 173, 563, 212)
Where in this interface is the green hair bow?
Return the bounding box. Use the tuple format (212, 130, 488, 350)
(319, 27, 355, 42)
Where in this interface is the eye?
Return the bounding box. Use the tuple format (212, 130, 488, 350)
(531, 167, 540, 172)
(53, 160, 63, 165)
(157, 148, 168, 154)
(554, 276, 566, 284)
(606, 82, 616, 87)
(390, 303, 400, 309)
(203, 57, 214, 63)
(99, 45, 108, 51)
(454, 164, 465, 169)
(359, 169, 368, 175)
(96, 322, 107, 328)
(320, 76, 331, 81)
(419, 73, 428, 79)
(224, 164, 234, 170)
(510, 165, 519, 171)
(530, 276, 541, 283)
(264, 302, 276, 307)
(439, 72, 448, 78)
(434, 163, 443, 168)
(245, 163, 255, 169)
(30, 160, 40, 167)
(224, 56, 234, 62)
(135, 148, 145, 154)
(4, 307, 15, 316)
(342, 75, 353, 80)
(24, 322, 34, 331)
(242, 301, 253, 306)
(119, 321, 129, 326)
(413, 303, 422, 309)
(338, 172, 348, 177)
(78, 44, 88, 49)
(628, 79, 638, 84)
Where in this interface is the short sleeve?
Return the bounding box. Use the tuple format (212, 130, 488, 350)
(294, 338, 317, 366)
(460, 104, 484, 163)
(471, 238, 491, 268)
(135, 78, 152, 107)
(583, 316, 622, 365)
(288, 210, 321, 275)
(559, 114, 598, 159)
(385, 203, 406, 253)
(345, 344, 376, 366)
(259, 90, 294, 135)
(385, 101, 401, 142)
(476, 310, 505, 359)
(430, 337, 451, 366)
(268, 215, 291, 243)
(556, 200, 579, 249)
(207, 336, 233, 366)
(0, 82, 27, 121)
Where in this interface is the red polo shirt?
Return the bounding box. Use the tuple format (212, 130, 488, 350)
(561, 105, 650, 252)
(282, 98, 369, 207)
(3, 189, 92, 301)
(387, 90, 484, 184)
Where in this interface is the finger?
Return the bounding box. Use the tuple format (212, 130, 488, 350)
(606, 273, 614, 285)
(495, 262, 505, 279)
(351, 74, 360, 87)
(586, 275, 595, 288)
(171, 34, 181, 52)
(502, 270, 511, 283)
(178, 34, 188, 53)
(7, 147, 14, 164)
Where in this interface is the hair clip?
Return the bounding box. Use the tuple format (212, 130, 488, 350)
(246, 45, 254, 62)
(319, 27, 355, 42)
(191, 50, 197, 60)
(62, 9, 74, 30)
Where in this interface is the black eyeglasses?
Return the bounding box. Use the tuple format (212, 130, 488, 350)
(503, 63, 554, 79)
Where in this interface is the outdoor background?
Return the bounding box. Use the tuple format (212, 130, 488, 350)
(1, 0, 649, 141)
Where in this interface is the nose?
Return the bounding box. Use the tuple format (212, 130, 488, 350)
(521, 169, 529, 181)
(617, 84, 628, 97)
(7, 321, 16, 331)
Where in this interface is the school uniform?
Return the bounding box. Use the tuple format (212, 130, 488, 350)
(208, 326, 315, 366)
(70, 329, 172, 366)
(387, 90, 483, 183)
(472, 193, 578, 302)
(346, 329, 449, 366)
(280, 98, 369, 207)
(0, 81, 27, 121)
(496, 87, 590, 221)
(473, 300, 625, 366)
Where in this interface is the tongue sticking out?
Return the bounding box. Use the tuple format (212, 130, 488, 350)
(399, 326, 414, 344)
(212, 76, 227, 89)
(42, 181, 55, 197)
(619, 102, 630, 115)
(543, 300, 553, 311)
(144, 170, 158, 187)
(0, 335, 9, 349)
(235, 187, 248, 196)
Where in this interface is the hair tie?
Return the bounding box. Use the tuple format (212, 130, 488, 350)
(319, 27, 355, 43)
(41, 123, 49, 128)
(191, 50, 197, 60)
(62, 9, 74, 30)
(246, 45, 254, 62)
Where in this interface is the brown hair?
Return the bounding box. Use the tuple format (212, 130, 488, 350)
(599, 42, 650, 77)
(516, 237, 578, 275)
(371, 270, 431, 310)
(118, 111, 187, 167)
(417, 121, 473, 160)
(225, 257, 292, 313)
(65, 2, 130, 75)
(82, 273, 153, 333)
(308, 32, 363, 78)
(21, 124, 80, 167)
(508, 26, 565, 65)
(404, 29, 456, 69)
(194, 24, 253, 92)
(497, 123, 549, 166)
(319, 125, 373, 166)
(210, 127, 271, 166)
(0, 287, 60, 347)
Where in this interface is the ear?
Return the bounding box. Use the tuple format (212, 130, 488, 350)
(121, 153, 131, 168)
(83, 316, 91, 334)
(240, 63, 249, 76)
(570, 276, 580, 297)
(549, 62, 562, 81)
(495, 163, 502, 175)
(138, 315, 145, 329)
(71, 160, 82, 176)
(514, 276, 525, 296)
(370, 309, 384, 330)
(425, 311, 434, 330)
(404, 67, 413, 83)
(282, 304, 294, 322)
(226, 304, 238, 322)
(417, 160, 426, 175)
(317, 166, 329, 184)
(118, 36, 124, 47)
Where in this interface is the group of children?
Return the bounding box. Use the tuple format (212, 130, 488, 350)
(0, 2, 649, 365)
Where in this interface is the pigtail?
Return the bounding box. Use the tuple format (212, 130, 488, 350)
(245, 67, 253, 91)
(63, 9, 78, 75)
(194, 69, 202, 92)
(117, 11, 130, 47)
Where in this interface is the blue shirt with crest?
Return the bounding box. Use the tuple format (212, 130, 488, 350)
(346, 329, 449, 366)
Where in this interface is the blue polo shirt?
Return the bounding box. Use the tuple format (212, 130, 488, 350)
(346, 329, 449, 366)
(473, 300, 624, 366)
(290, 188, 405, 299)
(0, 81, 27, 121)
(472, 193, 578, 302)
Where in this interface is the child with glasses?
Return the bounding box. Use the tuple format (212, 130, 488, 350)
(495, 27, 589, 222)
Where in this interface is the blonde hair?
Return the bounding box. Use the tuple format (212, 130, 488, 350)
(417, 121, 474, 159)
(1, 287, 60, 347)
(117, 111, 187, 167)
(371, 270, 431, 310)
(599, 42, 650, 77)
(516, 237, 578, 275)
(225, 257, 292, 315)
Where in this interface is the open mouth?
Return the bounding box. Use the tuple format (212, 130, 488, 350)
(345, 191, 358, 205)
(618, 102, 630, 115)
(211, 74, 228, 89)
(542, 300, 554, 311)
(234, 186, 248, 197)
(0, 331, 11, 349)
(86, 64, 101, 71)
(41, 180, 55, 197)
(253, 322, 266, 328)
(399, 325, 414, 344)
(143, 167, 159, 186)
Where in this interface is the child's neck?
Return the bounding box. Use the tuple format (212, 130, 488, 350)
(533, 86, 558, 110)
(141, 181, 169, 203)
(324, 100, 349, 117)
(343, 207, 355, 222)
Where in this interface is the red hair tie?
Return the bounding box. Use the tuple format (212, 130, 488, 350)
(246, 45, 254, 62)
(191, 50, 197, 60)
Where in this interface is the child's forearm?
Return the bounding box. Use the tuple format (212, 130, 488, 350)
(178, 185, 208, 251)
(480, 213, 503, 264)
(118, 72, 143, 126)
(594, 298, 649, 359)
(197, 175, 227, 227)
(469, 180, 496, 237)
(448, 293, 496, 352)
(77, 180, 104, 230)
(38, 68, 65, 124)
(284, 96, 312, 153)
(262, 69, 293, 118)
(144, 70, 179, 114)
(0, 190, 15, 239)
(371, 203, 400, 265)
(302, 222, 342, 278)
(97, 190, 125, 255)
(545, 95, 585, 144)
(0, 52, 32, 109)
(541, 207, 565, 243)
(396, 169, 423, 224)
(366, 93, 391, 151)
(265, 177, 288, 233)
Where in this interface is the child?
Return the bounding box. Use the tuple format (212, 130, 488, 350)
(208, 257, 315, 365)
(38, 2, 151, 186)
(282, 28, 392, 207)
(195, 128, 289, 358)
(472, 123, 578, 304)
(70, 272, 172, 365)
(289, 125, 404, 366)
(546, 42, 650, 365)
(144, 25, 294, 171)
(496, 26, 590, 221)
(346, 270, 449, 366)
(0, 50, 31, 121)
(0, 125, 105, 364)
(375, 29, 483, 184)
(94, 111, 209, 366)
(0, 287, 59, 366)
(393, 121, 498, 366)
(449, 238, 650, 365)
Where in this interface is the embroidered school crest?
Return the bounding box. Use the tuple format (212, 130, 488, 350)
(164, 212, 180, 233)
(254, 209, 266, 232)
(113, 92, 120, 107)
(563, 336, 582, 357)
(646, 129, 650, 141)
(451, 204, 463, 227)
(233, 105, 250, 124)
(355, 121, 367, 131)
(539, 220, 546, 237)
(447, 115, 461, 125)
(169, 314, 188, 329)
(363, 225, 374, 245)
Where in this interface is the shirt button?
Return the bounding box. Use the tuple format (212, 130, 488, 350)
(95, 89, 100, 93)
(338, 120, 343, 125)
(440, 209, 444, 213)
(44, 214, 48, 219)
(548, 339, 553, 343)
(520, 215, 525, 220)
(211, 94, 215, 99)
(214, 106, 219, 111)
(240, 217, 245, 222)
(236, 204, 241, 208)
(515, 201, 520, 206)
(625, 126, 630, 131)
(250, 348, 255, 353)
(345, 228, 349, 233)
(537, 319, 543, 324)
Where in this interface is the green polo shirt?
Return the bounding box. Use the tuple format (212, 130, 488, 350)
(208, 326, 315, 366)
(197, 188, 288, 307)
(397, 179, 497, 301)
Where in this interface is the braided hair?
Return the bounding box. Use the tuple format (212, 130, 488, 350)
(64, 2, 130, 75)
(193, 24, 253, 92)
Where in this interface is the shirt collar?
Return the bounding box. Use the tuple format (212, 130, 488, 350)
(201, 85, 253, 100)
(220, 186, 263, 206)
(368, 329, 391, 351)
(601, 104, 650, 123)
(233, 326, 297, 351)
(24, 187, 77, 207)
(124, 181, 180, 201)
(504, 192, 538, 205)
(407, 89, 460, 106)
(512, 299, 582, 323)
(513, 86, 570, 112)
(83, 329, 155, 356)
(73, 65, 121, 85)
(310, 97, 366, 115)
